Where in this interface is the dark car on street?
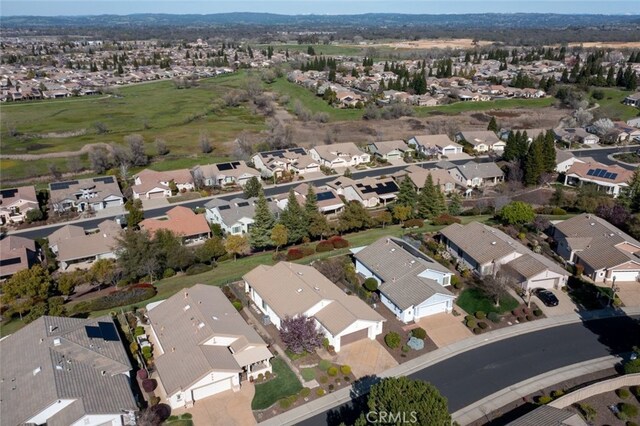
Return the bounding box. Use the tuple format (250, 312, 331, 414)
(534, 288, 559, 307)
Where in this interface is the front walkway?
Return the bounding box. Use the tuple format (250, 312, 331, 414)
(415, 313, 473, 348)
(172, 384, 256, 426)
(333, 339, 398, 378)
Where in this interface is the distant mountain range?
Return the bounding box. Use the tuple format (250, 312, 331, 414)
(3, 13, 640, 29)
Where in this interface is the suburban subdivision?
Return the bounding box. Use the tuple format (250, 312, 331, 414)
(1, 3, 640, 426)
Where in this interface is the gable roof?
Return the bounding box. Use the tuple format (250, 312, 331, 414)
(454, 161, 505, 180)
(56, 220, 122, 262)
(140, 206, 210, 238)
(0, 235, 37, 277)
(0, 316, 136, 426)
(205, 196, 279, 226)
(368, 140, 411, 156)
(193, 160, 258, 179)
(565, 161, 633, 185)
(0, 185, 38, 206)
(147, 285, 270, 396)
(49, 176, 123, 204)
(457, 131, 501, 146)
(394, 165, 459, 189)
(353, 237, 453, 310)
(506, 405, 588, 426)
(410, 134, 460, 149)
(312, 142, 368, 162)
(133, 168, 193, 194)
(243, 262, 384, 335)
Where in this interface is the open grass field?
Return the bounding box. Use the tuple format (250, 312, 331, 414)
(590, 87, 640, 121)
(415, 97, 555, 116)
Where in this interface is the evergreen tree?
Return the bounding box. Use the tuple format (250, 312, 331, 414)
(280, 189, 307, 243)
(606, 67, 615, 87)
(396, 176, 417, 211)
(487, 116, 498, 132)
(560, 68, 569, 83)
(434, 188, 447, 217)
(417, 175, 436, 219)
(542, 130, 557, 173)
(503, 131, 518, 162)
(523, 137, 545, 186)
(304, 185, 318, 217)
(249, 191, 275, 250)
(448, 193, 463, 215)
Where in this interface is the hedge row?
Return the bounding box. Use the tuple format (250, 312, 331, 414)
(286, 237, 350, 261)
(71, 283, 157, 314)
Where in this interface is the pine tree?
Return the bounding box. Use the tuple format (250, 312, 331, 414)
(503, 131, 517, 162)
(249, 191, 275, 250)
(304, 185, 318, 228)
(448, 193, 463, 215)
(417, 174, 436, 219)
(434, 189, 447, 217)
(606, 67, 615, 87)
(542, 130, 557, 173)
(280, 189, 307, 244)
(523, 138, 544, 186)
(396, 176, 417, 211)
(487, 116, 498, 132)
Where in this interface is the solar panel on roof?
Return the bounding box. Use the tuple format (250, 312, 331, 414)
(609, 173, 618, 180)
(217, 163, 233, 171)
(218, 205, 231, 210)
(237, 201, 250, 207)
(231, 161, 241, 167)
(595, 169, 606, 178)
(316, 191, 336, 201)
(0, 189, 18, 198)
(93, 176, 114, 184)
(586, 169, 596, 176)
(98, 322, 120, 341)
(85, 325, 102, 339)
(291, 148, 306, 154)
(0, 257, 22, 267)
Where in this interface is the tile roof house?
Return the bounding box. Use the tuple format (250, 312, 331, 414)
(392, 165, 460, 193)
(443, 161, 505, 187)
(0, 235, 38, 279)
(505, 405, 588, 426)
(0, 186, 39, 225)
(192, 161, 260, 188)
(328, 176, 399, 208)
(251, 148, 320, 177)
(140, 206, 211, 244)
(440, 222, 569, 290)
(352, 237, 455, 323)
(275, 183, 345, 215)
(48, 220, 122, 270)
(366, 140, 414, 161)
(132, 168, 194, 200)
(146, 284, 272, 409)
(555, 150, 586, 173)
(455, 131, 506, 152)
(0, 315, 137, 426)
(553, 213, 640, 284)
(309, 142, 370, 169)
(554, 127, 600, 145)
(205, 196, 280, 235)
(244, 262, 385, 352)
(407, 134, 464, 158)
(49, 176, 124, 213)
(563, 160, 633, 198)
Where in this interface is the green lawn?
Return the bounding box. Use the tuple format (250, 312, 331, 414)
(590, 87, 640, 121)
(457, 288, 520, 315)
(415, 97, 555, 117)
(252, 357, 302, 410)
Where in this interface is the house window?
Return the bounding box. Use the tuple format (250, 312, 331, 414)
(232, 226, 242, 234)
(262, 299, 268, 311)
(176, 393, 182, 401)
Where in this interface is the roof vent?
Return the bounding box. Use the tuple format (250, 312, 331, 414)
(390, 248, 396, 252)
(591, 223, 595, 226)
(297, 271, 303, 276)
(53, 338, 61, 346)
(198, 322, 205, 329)
(33, 367, 41, 376)
(212, 316, 219, 320)
(101, 371, 106, 376)
(297, 288, 303, 293)
(55, 365, 63, 371)
(183, 304, 191, 311)
(314, 286, 320, 291)
(491, 241, 497, 245)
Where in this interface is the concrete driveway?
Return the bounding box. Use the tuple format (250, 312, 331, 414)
(530, 288, 577, 317)
(416, 313, 473, 348)
(333, 338, 398, 378)
(616, 281, 640, 307)
(172, 384, 256, 426)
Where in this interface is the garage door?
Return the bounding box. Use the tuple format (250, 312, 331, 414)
(443, 148, 457, 155)
(530, 277, 558, 290)
(415, 302, 447, 319)
(339, 327, 369, 346)
(192, 378, 232, 401)
(148, 190, 165, 199)
(611, 271, 640, 282)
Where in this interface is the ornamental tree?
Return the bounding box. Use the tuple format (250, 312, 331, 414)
(279, 315, 324, 355)
(498, 201, 535, 225)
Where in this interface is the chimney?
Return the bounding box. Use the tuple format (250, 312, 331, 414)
(184, 291, 188, 299)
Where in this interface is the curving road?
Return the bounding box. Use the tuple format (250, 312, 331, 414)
(298, 315, 640, 426)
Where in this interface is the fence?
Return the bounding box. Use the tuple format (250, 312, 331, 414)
(549, 373, 640, 409)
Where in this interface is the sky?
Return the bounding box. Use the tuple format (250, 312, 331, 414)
(1, 1, 638, 16)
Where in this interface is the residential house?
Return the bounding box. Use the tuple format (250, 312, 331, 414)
(407, 134, 464, 157)
(48, 220, 121, 270)
(443, 161, 505, 187)
(328, 176, 399, 208)
(132, 168, 194, 200)
(455, 131, 506, 152)
(564, 160, 633, 197)
(275, 183, 344, 215)
(623, 92, 640, 107)
(146, 285, 272, 409)
(553, 213, 640, 284)
(554, 127, 600, 145)
(505, 405, 588, 426)
(626, 117, 640, 128)
(613, 121, 640, 142)
(309, 142, 370, 170)
(0, 315, 137, 426)
(192, 161, 260, 188)
(366, 140, 414, 161)
(205, 197, 279, 235)
(0, 186, 39, 224)
(251, 148, 320, 178)
(352, 237, 456, 323)
(440, 222, 569, 290)
(49, 177, 124, 213)
(244, 262, 385, 352)
(0, 236, 38, 279)
(501, 128, 547, 143)
(555, 150, 586, 173)
(392, 165, 459, 193)
(140, 206, 211, 244)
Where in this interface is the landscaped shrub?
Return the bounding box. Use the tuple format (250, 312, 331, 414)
(162, 268, 176, 278)
(130, 342, 139, 353)
(327, 366, 338, 376)
(526, 315, 533, 321)
(617, 388, 632, 399)
(537, 395, 553, 404)
(624, 358, 640, 374)
(328, 236, 349, 249)
(432, 213, 461, 226)
(384, 332, 401, 349)
(142, 346, 152, 355)
(265, 371, 271, 379)
(451, 275, 461, 289)
(301, 246, 315, 257)
(136, 369, 148, 380)
(186, 263, 212, 275)
(322, 338, 330, 349)
(401, 344, 410, 353)
(328, 384, 335, 391)
(286, 248, 304, 261)
(620, 403, 639, 418)
(71, 284, 157, 314)
(411, 327, 427, 340)
(632, 386, 640, 397)
(517, 316, 526, 322)
(134, 326, 145, 336)
(232, 300, 243, 311)
(142, 378, 157, 393)
(279, 398, 292, 409)
(466, 319, 477, 329)
(344, 376, 351, 382)
(257, 373, 264, 381)
(340, 365, 351, 375)
(551, 389, 564, 398)
(512, 308, 522, 317)
(316, 388, 326, 396)
(182, 413, 192, 419)
(533, 309, 543, 317)
(403, 218, 424, 228)
(319, 376, 328, 384)
(465, 315, 475, 323)
(475, 311, 486, 320)
(301, 368, 315, 381)
(578, 403, 597, 422)
(487, 312, 501, 323)
(551, 207, 567, 215)
(149, 396, 160, 406)
(316, 240, 335, 253)
(300, 387, 311, 398)
(472, 328, 482, 335)
(318, 359, 332, 371)
(478, 322, 488, 330)
(626, 421, 638, 426)
(363, 277, 379, 292)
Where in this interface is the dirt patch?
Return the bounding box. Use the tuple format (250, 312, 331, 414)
(567, 41, 640, 49)
(373, 38, 494, 50)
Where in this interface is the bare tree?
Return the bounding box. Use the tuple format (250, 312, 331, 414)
(192, 168, 205, 189)
(125, 134, 148, 166)
(111, 143, 130, 168)
(313, 258, 346, 284)
(199, 132, 213, 154)
(573, 108, 593, 127)
(232, 132, 254, 160)
(477, 268, 515, 307)
(154, 138, 169, 156)
(67, 156, 83, 174)
(48, 164, 62, 180)
(89, 146, 112, 173)
(591, 118, 615, 136)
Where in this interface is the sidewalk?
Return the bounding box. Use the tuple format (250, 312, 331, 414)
(259, 306, 640, 426)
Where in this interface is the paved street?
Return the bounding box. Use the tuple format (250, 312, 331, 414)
(296, 315, 640, 426)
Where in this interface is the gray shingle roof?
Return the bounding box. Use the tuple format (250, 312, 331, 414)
(506, 405, 587, 426)
(205, 197, 279, 226)
(454, 161, 504, 180)
(0, 316, 136, 426)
